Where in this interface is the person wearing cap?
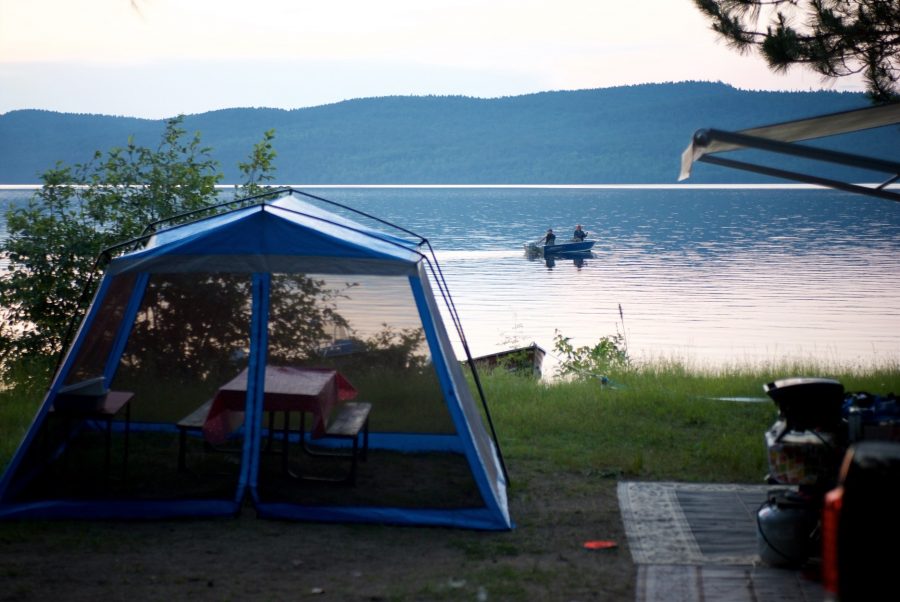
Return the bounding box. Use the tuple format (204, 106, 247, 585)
(543, 228, 556, 245)
(573, 224, 587, 241)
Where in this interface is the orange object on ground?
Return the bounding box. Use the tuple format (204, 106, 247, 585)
(583, 540, 617, 550)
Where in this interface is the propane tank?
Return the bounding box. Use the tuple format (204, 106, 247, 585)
(757, 489, 819, 567)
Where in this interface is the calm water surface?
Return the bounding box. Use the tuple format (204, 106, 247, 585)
(3, 186, 900, 373)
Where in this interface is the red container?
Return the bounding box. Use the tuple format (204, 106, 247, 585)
(821, 441, 900, 600)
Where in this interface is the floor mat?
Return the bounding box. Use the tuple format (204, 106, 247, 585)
(635, 564, 826, 602)
(617, 481, 770, 565)
(618, 482, 826, 602)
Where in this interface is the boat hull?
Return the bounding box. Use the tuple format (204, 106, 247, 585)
(469, 343, 546, 378)
(524, 239, 595, 255)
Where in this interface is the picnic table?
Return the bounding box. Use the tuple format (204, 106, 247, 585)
(201, 365, 357, 446)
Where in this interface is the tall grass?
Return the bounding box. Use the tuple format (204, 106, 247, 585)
(479, 358, 900, 484)
(2, 359, 899, 483)
(0, 368, 46, 470)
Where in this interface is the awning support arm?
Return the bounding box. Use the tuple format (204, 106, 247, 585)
(693, 129, 900, 176)
(697, 155, 900, 203)
(877, 174, 899, 190)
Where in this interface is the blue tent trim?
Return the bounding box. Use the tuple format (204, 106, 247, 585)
(0, 499, 241, 521)
(255, 503, 512, 531)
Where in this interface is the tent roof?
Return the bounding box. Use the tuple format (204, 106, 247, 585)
(108, 191, 427, 275)
(679, 103, 900, 202)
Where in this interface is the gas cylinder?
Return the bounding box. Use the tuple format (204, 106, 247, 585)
(757, 489, 819, 567)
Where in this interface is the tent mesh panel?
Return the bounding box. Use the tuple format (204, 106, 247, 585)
(7, 272, 484, 511)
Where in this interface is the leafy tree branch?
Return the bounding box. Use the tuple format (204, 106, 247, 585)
(0, 117, 278, 386)
(694, 0, 900, 102)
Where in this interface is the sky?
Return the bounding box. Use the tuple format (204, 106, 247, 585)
(0, 0, 867, 119)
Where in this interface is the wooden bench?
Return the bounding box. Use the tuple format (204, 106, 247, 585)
(176, 399, 282, 472)
(176, 399, 213, 472)
(50, 390, 134, 481)
(176, 399, 371, 483)
(301, 401, 372, 484)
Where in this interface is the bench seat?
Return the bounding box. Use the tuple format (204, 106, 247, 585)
(300, 401, 372, 484)
(176, 399, 213, 471)
(326, 401, 371, 441)
(176, 399, 372, 483)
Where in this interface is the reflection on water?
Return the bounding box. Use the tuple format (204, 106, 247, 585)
(535, 251, 594, 269)
(3, 186, 900, 371)
(435, 242, 900, 373)
(349, 186, 900, 372)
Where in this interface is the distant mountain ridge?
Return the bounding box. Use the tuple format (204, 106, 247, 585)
(0, 82, 894, 184)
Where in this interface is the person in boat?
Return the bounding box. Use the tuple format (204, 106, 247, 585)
(573, 224, 587, 241)
(543, 228, 556, 245)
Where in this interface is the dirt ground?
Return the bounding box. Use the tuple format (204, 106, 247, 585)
(0, 457, 635, 602)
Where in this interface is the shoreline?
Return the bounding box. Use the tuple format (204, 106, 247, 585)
(3, 183, 899, 191)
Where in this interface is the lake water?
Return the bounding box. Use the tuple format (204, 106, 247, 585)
(3, 185, 900, 374)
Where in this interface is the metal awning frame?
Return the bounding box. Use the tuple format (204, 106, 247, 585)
(680, 104, 900, 203)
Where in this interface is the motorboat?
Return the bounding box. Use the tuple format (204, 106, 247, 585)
(524, 239, 595, 256)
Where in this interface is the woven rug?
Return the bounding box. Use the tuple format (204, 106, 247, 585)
(617, 481, 771, 565)
(617, 482, 826, 602)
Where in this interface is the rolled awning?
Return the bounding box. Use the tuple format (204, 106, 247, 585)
(679, 103, 900, 202)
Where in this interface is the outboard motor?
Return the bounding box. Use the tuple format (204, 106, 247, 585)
(757, 377, 847, 567)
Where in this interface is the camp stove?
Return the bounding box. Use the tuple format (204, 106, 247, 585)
(763, 377, 846, 490)
(757, 377, 847, 567)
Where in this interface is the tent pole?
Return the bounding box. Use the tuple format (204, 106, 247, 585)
(466, 352, 510, 486)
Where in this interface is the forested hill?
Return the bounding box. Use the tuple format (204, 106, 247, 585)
(0, 81, 894, 184)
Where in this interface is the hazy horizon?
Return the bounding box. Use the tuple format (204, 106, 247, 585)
(0, 0, 866, 119)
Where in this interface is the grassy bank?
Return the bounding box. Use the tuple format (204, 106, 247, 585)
(481, 359, 900, 484)
(0, 384, 43, 471)
(3, 360, 898, 482)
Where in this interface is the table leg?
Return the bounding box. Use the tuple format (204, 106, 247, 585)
(281, 410, 290, 474)
(122, 402, 130, 481)
(104, 417, 112, 479)
(266, 412, 276, 452)
(178, 427, 187, 472)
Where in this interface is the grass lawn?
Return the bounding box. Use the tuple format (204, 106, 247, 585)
(0, 361, 897, 600)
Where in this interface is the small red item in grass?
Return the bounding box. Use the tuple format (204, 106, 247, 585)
(583, 540, 617, 550)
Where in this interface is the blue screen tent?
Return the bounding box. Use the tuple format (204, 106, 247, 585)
(0, 189, 511, 530)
